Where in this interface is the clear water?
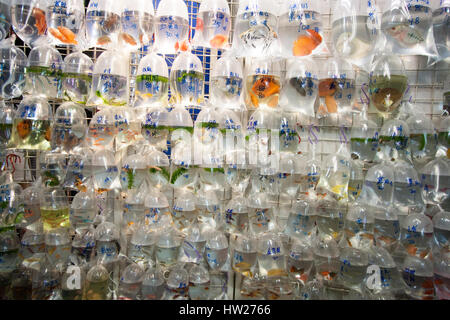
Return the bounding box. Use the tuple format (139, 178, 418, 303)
(11, 5, 47, 46)
(92, 165, 119, 190)
(170, 70, 204, 106)
(96, 240, 119, 265)
(232, 249, 257, 276)
(46, 244, 71, 266)
(381, 5, 432, 49)
(287, 256, 314, 284)
(433, 7, 449, 58)
(120, 167, 147, 190)
(141, 282, 165, 300)
(350, 138, 378, 163)
(257, 252, 286, 277)
(400, 228, 433, 257)
(318, 78, 355, 115)
(434, 272, 450, 300)
(348, 179, 364, 202)
(285, 211, 316, 238)
(211, 76, 242, 107)
(363, 179, 394, 205)
(338, 259, 368, 289)
(0, 2, 11, 41)
(278, 10, 322, 56)
(90, 74, 128, 106)
(120, 10, 143, 47)
(46, 5, 83, 44)
(421, 174, 450, 207)
(374, 218, 400, 249)
(189, 281, 210, 300)
(52, 120, 86, 152)
(154, 16, 189, 53)
(155, 245, 180, 267)
(245, 75, 281, 109)
(135, 75, 168, 107)
(281, 77, 318, 114)
(434, 227, 450, 249)
(316, 215, 344, 241)
(409, 134, 437, 165)
(85, 10, 120, 47)
(248, 208, 272, 234)
(63, 73, 92, 105)
(235, 12, 278, 56)
(198, 10, 231, 47)
(26, 66, 62, 99)
(88, 123, 116, 148)
(205, 247, 228, 270)
(394, 182, 425, 214)
(182, 239, 206, 263)
(331, 15, 376, 60)
(402, 271, 435, 300)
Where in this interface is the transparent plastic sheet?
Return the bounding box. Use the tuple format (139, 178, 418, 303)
(46, 0, 86, 48)
(11, 0, 49, 47)
(429, 0, 450, 64)
(85, 0, 122, 49)
(330, 0, 381, 71)
(0, 36, 27, 100)
(0, 0, 12, 41)
(278, 0, 329, 58)
(379, 0, 439, 58)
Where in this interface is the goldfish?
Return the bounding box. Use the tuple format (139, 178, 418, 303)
(97, 35, 112, 45)
(16, 120, 32, 139)
(293, 29, 322, 56)
(175, 39, 189, 52)
(45, 127, 51, 141)
(386, 24, 424, 47)
(320, 271, 336, 281)
(195, 18, 204, 32)
(251, 76, 280, 100)
(267, 269, 287, 277)
(209, 34, 228, 48)
(49, 26, 78, 45)
(120, 33, 137, 46)
(32, 8, 47, 35)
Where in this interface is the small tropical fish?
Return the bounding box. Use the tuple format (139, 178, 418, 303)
(58, 26, 78, 44)
(120, 33, 137, 46)
(32, 8, 47, 35)
(16, 120, 32, 139)
(45, 127, 51, 141)
(175, 39, 189, 52)
(195, 18, 204, 32)
(97, 35, 112, 45)
(267, 269, 287, 277)
(209, 34, 228, 48)
(293, 29, 322, 56)
(386, 24, 424, 47)
(325, 95, 338, 113)
(251, 76, 280, 99)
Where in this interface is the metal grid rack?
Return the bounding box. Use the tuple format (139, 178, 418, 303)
(1, 0, 448, 301)
(4, 0, 448, 191)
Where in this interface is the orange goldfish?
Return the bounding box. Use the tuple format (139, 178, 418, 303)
(33, 8, 47, 35)
(209, 34, 228, 48)
(120, 33, 137, 46)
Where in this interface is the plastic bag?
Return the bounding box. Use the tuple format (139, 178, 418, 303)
(0, 102, 14, 148)
(39, 152, 67, 188)
(244, 58, 282, 110)
(368, 54, 408, 118)
(154, 0, 190, 54)
(380, 0, 438, 57)
(62, 51, 93, 105)
(406, 110, 438, 168)
(0, 37, 27, 100)
(316, 57, 356, 119)
(25, 44, 63, 100)
(87, 108, 117, 149)
(86, 48, 129, 107)
(118, 0, 155, 50)
(331, 0, 380, 70)
(11, 0, 49, 47)
(431, 0, 450, 62)
(0, 0, 12, 41)
(280, 57, 318, 117)
(169, 51, 204, 107)
(8, 96, 52, 150)
(210, 54, 244, 109)
(85, 0, 122, 48)
(134, 52, 169, 108)
(52, 102, 87, 154)
(279, 0, 328, 58)
(46, 0, 85, 47)
(192, 0, 232, 50)
(233, 0, 280, 58)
